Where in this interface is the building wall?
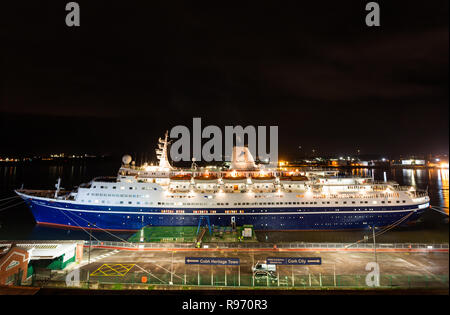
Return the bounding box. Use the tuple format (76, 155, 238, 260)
(76, 244, 83, 262)
(0, 247, 29, 285)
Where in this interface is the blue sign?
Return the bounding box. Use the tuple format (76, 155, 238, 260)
(266, 257, 321, 265)
(185, 257, 240, 265)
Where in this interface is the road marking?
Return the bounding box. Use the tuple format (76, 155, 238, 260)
(90, 264, 135, 276)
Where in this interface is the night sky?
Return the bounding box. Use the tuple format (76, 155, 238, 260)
(1, 1, 448, 160)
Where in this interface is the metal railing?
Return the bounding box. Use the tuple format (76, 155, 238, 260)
(4, 240, 446, 251)
(83, 240, 449, 250)
(29, 272, 449, 290)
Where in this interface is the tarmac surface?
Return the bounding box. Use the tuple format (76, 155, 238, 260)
(55, 247, 449, 289)
(80, 248, 448, 272)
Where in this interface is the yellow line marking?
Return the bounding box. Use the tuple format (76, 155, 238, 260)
(90, 264, 135, 277)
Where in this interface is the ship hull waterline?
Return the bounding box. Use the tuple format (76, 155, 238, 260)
(21, 196, 428, 232)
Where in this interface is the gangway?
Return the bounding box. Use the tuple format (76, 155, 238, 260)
(197, 228, 206, 243)
(196, 215, 212, 235)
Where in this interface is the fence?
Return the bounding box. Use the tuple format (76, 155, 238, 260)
(84, 241, 449, 251)
(31, 270, 449, 290)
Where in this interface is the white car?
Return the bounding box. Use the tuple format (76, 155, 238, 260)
(252, 261, 277, 277)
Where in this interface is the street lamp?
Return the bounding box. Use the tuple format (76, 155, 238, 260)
(369, 225, 378, 263)
(88, 223, 92, 265)
(87, 222, 96, 289)
(87, 223, 92, 289)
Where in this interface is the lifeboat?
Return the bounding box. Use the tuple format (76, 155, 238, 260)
(194, 175, 218, 180)
(169, 174, 192, 181)
(222, 175, 247, 180)
(251, 175, 276, 183)
(251, 175, 275, 180)
(280, 175, 308, 181)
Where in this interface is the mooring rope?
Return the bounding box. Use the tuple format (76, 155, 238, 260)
(56, 209, 101, 242)
(56, 208, 134, 245)
(0, 197, 23, 208)
(372, 211, 415, 238)
(133, 264, 167, 284)
(345, 210, 415, 248)
(0, 195, 21, 203)
(0, 200, 26, 212)
(430, 206, 449, 216)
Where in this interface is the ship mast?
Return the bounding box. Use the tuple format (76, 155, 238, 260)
(156, 131, 173, 170)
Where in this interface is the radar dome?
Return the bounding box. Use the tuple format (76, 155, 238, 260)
(122, 155, 132, 165)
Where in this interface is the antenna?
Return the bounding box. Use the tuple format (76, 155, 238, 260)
(54, 178, 61, 198)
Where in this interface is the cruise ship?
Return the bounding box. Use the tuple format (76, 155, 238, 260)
(15, 133, 430, 231)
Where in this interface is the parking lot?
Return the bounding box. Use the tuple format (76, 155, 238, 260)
(58, 247, 449, 288)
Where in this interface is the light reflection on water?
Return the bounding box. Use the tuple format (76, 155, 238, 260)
(437, 169, 449, 215)
(0, 164, 448, 242)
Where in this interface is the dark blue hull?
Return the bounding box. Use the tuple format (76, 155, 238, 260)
(23, 198, 428, 231)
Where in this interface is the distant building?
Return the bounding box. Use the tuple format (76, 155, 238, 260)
(401, 159, 425, 165)
(329, 160, 348, 167)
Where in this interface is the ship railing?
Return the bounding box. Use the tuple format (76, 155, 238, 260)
(367, 180, 399, 185)
(92, 176, 118, 183)
(385, 186, 428, 195)
(83, 241, 448, 250)
(274, 243, 449, 250)
(409, 190, 428, 198)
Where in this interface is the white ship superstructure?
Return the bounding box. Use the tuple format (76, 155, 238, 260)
(16, 132, 430, 231)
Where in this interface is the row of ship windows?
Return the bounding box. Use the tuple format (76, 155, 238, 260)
(78, 199, 407, 206)
(87, 193, 150, 198)
(93, 185, 157, 191)
(76, 214, 390, 220)
(80, 200, 152, 205)
(310, 194, 400, 199)
(86, 192, 407, 206)
(70, 205, 385, 213)
(93, 185, 396, 194)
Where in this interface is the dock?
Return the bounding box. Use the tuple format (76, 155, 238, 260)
(127, 225, 258, 243)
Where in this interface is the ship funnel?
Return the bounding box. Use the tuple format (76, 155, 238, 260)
(122, 154, 132, 165)
(230, 146, 257, 170)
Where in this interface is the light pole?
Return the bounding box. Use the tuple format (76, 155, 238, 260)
(87, 223, 92, 289)
(88, 223, 92, 265)
(370, 225, 377, 263)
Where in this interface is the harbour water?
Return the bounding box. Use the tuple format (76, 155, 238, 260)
(0, 161, 448, 243)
